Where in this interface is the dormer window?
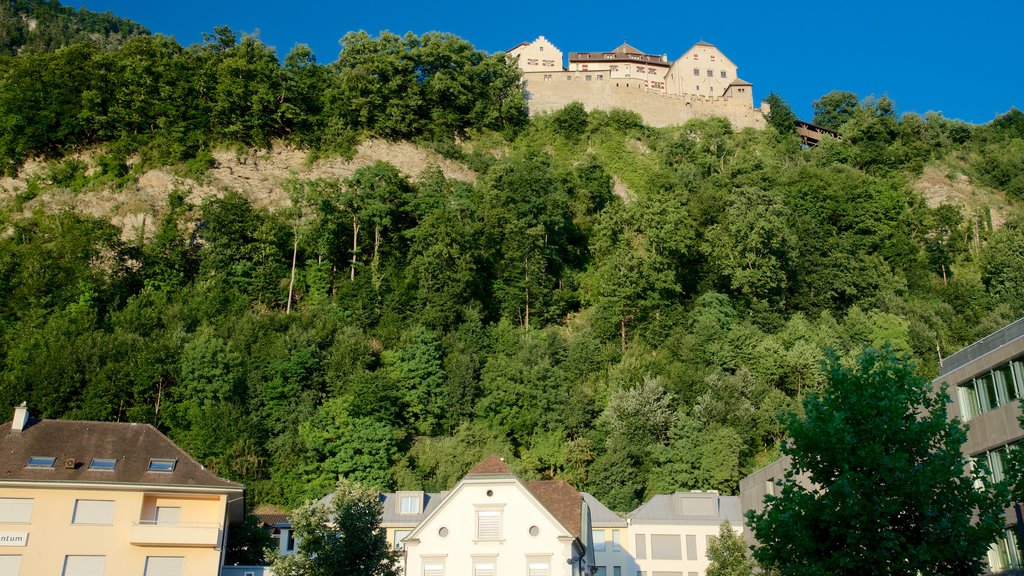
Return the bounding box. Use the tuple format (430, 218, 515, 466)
(26, 456, 55, 469)
(399, 492, 422, 514)
(148, 458, 176, 472)
(89, 458, 117, 471)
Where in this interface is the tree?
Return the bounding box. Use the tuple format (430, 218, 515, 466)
(746, 346, 1005, 576)
(706, 520, 755, 576)
(763, 92, 797, 135)
(811, 90, 859, 130)
(271, 478, 399, 576)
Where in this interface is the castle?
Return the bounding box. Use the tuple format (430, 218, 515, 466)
(508, 37, 767, 129)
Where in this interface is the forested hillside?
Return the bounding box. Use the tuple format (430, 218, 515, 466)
(2, 3, 1024, 514)
(0, 0, 148, 55)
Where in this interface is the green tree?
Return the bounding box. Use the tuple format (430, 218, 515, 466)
(272, 478, 399, 576)
(746, 346, 1005, 576)
(706, 520, 755, 576)
(811, 90, 859, 130)
(763, 92, 797, 135)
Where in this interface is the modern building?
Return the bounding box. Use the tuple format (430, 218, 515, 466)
(402, 455, 596, 576)
(583, 493, 629, 576)
(0, 403, 244, 576)
(627, 491, 743, 576)
(935, 316, 1024, 572)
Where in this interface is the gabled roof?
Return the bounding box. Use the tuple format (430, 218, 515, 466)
(582, 492, 627, 527)
(0, 418, 242, 490)
(728, 77, 752, 86)
(526, 479, 584, 539)
(466, 455, 514, 476)
(694, 40, 716, 47)
(613, 42, 644, 56)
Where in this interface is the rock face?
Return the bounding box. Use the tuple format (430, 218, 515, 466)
(0, 140, 478, 240)
(913, 164, 1009, 229)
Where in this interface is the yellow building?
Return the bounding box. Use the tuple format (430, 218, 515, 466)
(0, 404, 244, 576)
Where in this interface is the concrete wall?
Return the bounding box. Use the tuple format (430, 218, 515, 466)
(522, 72, 765, 129)
(0, 485, 229, 576)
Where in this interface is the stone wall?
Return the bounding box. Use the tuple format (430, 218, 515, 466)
(522, 72, 766, 129)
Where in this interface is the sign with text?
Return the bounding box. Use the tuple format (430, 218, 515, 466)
(0, 532, 27, 546)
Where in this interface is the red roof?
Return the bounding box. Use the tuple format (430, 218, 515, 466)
(466, 455, 513, 476)
(526, 479, 584, 539)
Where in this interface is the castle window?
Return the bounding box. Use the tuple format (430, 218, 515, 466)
(721, 70, 727, 78)
(637, 66, 646, 73)
(693, 68, 699, 76)
(543, 75, 552, 81)
(693, 53, 698, 60)
(610, 65, 618, 71)
(586, 75, 592, 81)
(582, 64, 588, 71)
(711, 55, 716, 61)
(710, 86, 714, 92)
(597, 75, 604, 80)
(696, 85, 700, 91)
(707, 69, 713, 77)
(567, 75, 572, 81)
(539, 46, 544, 51)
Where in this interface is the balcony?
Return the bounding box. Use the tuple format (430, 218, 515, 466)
(129, 521, 222, 547)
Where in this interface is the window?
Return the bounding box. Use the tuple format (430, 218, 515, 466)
(693, 53, 698, 60)
(696, 86, 700, 91)
(527, 556, 551, 576)
(148, 459, 176, 472)
(567, 75, 572, 81)
(959, 357, 1024, 420)
(594, 530, 606, 551)
(72, 500, 114, 525)
(400, 495, 420, 514)
(582, 64, 588, 71)
(710, 86, 714, 92)
(0, 499, 32, 524)
(155, 507, 181, 525)
(635, 533, 647, 559)
(693, 68, 699, 76)
(610, 65, 618, 72)
(0, 556, 21, 576)
(586, 75, 592, 81)
(473, 559, 496, 576)
(707, 69, 713, 77)
(423, 559, 445, 576)
(476, 509, 501, 540)
(597, 75, 604, 80)
(284, 528, 296, 552)
(685, 534, 697, 560)
(710, 55, 716, 61)
(393, 530, 411, 550)
(651, 534, 682, 560)
(720, 71, 727, 78)
(595, 568, 606, 576)
(26, 456, 54, 469)
(88, 458, 116, 471)
(543, 60, 554, 67)
(143, 557, 184, 576)
(611, 529, 621, 551)
(543, 75, 552, 81)
(614, 568, 622, 576)
(62, 556, 105, 576)
(988, 529, 1023, 572)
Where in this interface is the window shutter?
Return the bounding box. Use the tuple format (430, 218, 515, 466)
(72, 500, 114, 525)
(155, 507, 181, 525)
(528, 562, 550, 576)
(0, 556, 21, 576)
(423, 562, 445, 576)
(476, 510, 500, 540)
(143, 557, 184, 576)
(473, 561, 496, 576)
(62, 556, 105, 576)
(0, 500, 32, 524)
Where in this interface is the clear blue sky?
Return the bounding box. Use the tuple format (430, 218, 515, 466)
(80, 0, 1020, 125)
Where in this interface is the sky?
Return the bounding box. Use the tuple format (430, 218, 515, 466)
(79, 0, 1021, 125)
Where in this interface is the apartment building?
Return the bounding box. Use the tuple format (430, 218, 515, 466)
(0, 404, 244, 576)
(935, 317, 1024, 572)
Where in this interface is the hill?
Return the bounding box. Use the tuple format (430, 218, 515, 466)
(0, 0, 149, 55)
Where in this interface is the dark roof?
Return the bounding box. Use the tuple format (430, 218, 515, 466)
(582, 492, 627, 527)
(628, 491, 742, 525)
(0, 418, 242, 489)
(466, 455, 513, 476)
(379, 491, 446, 525)
(693, 40, 716, 47)
(526, 479, 583, 539)
(253, 504, 290, 527)
(568, 42, 668, 66)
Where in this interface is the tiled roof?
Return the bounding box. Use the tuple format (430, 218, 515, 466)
(466, 455, 513, 476)
(379, 491, 446, 525)
(526, 479, 583, 539)
(694, 40, 716, 47)
(0, 418, 241, 489)
(729, 77, 752, 86)
(613, 42, 644, 55)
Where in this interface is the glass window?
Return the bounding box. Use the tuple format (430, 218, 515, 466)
(148, 459, 176, 472)
(996, 364, 1018, 403)
(594, 530, 606, 551)
(612, 529, 621, 551)
(400, 496, 419, 514)
(26, 456, 55, 468)
(693, 68, 699, 76)
(1013, 360, 1024, 399)
(88, 458, 116, 471)
(721, 71, 727, 78)
(393, 529, 411, 549)
(707, 69, 713, 77)
(959, 384, 981, 420)
(978, 373, 999, 411)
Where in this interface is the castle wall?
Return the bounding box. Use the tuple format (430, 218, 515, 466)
(522, 72, 766, 129)
(508, 36, 562, 73)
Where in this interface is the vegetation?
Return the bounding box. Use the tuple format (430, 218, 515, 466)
(2, 0, 1024, 534)
(705, 520, 757, 576)
(272, 478, 398, 576)
(746, 347, 1005, 576)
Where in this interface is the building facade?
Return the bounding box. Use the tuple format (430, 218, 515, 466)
(402, 456, 595, 576)
(0, 404, 244, 576)
(935, 317, 1024, 572)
